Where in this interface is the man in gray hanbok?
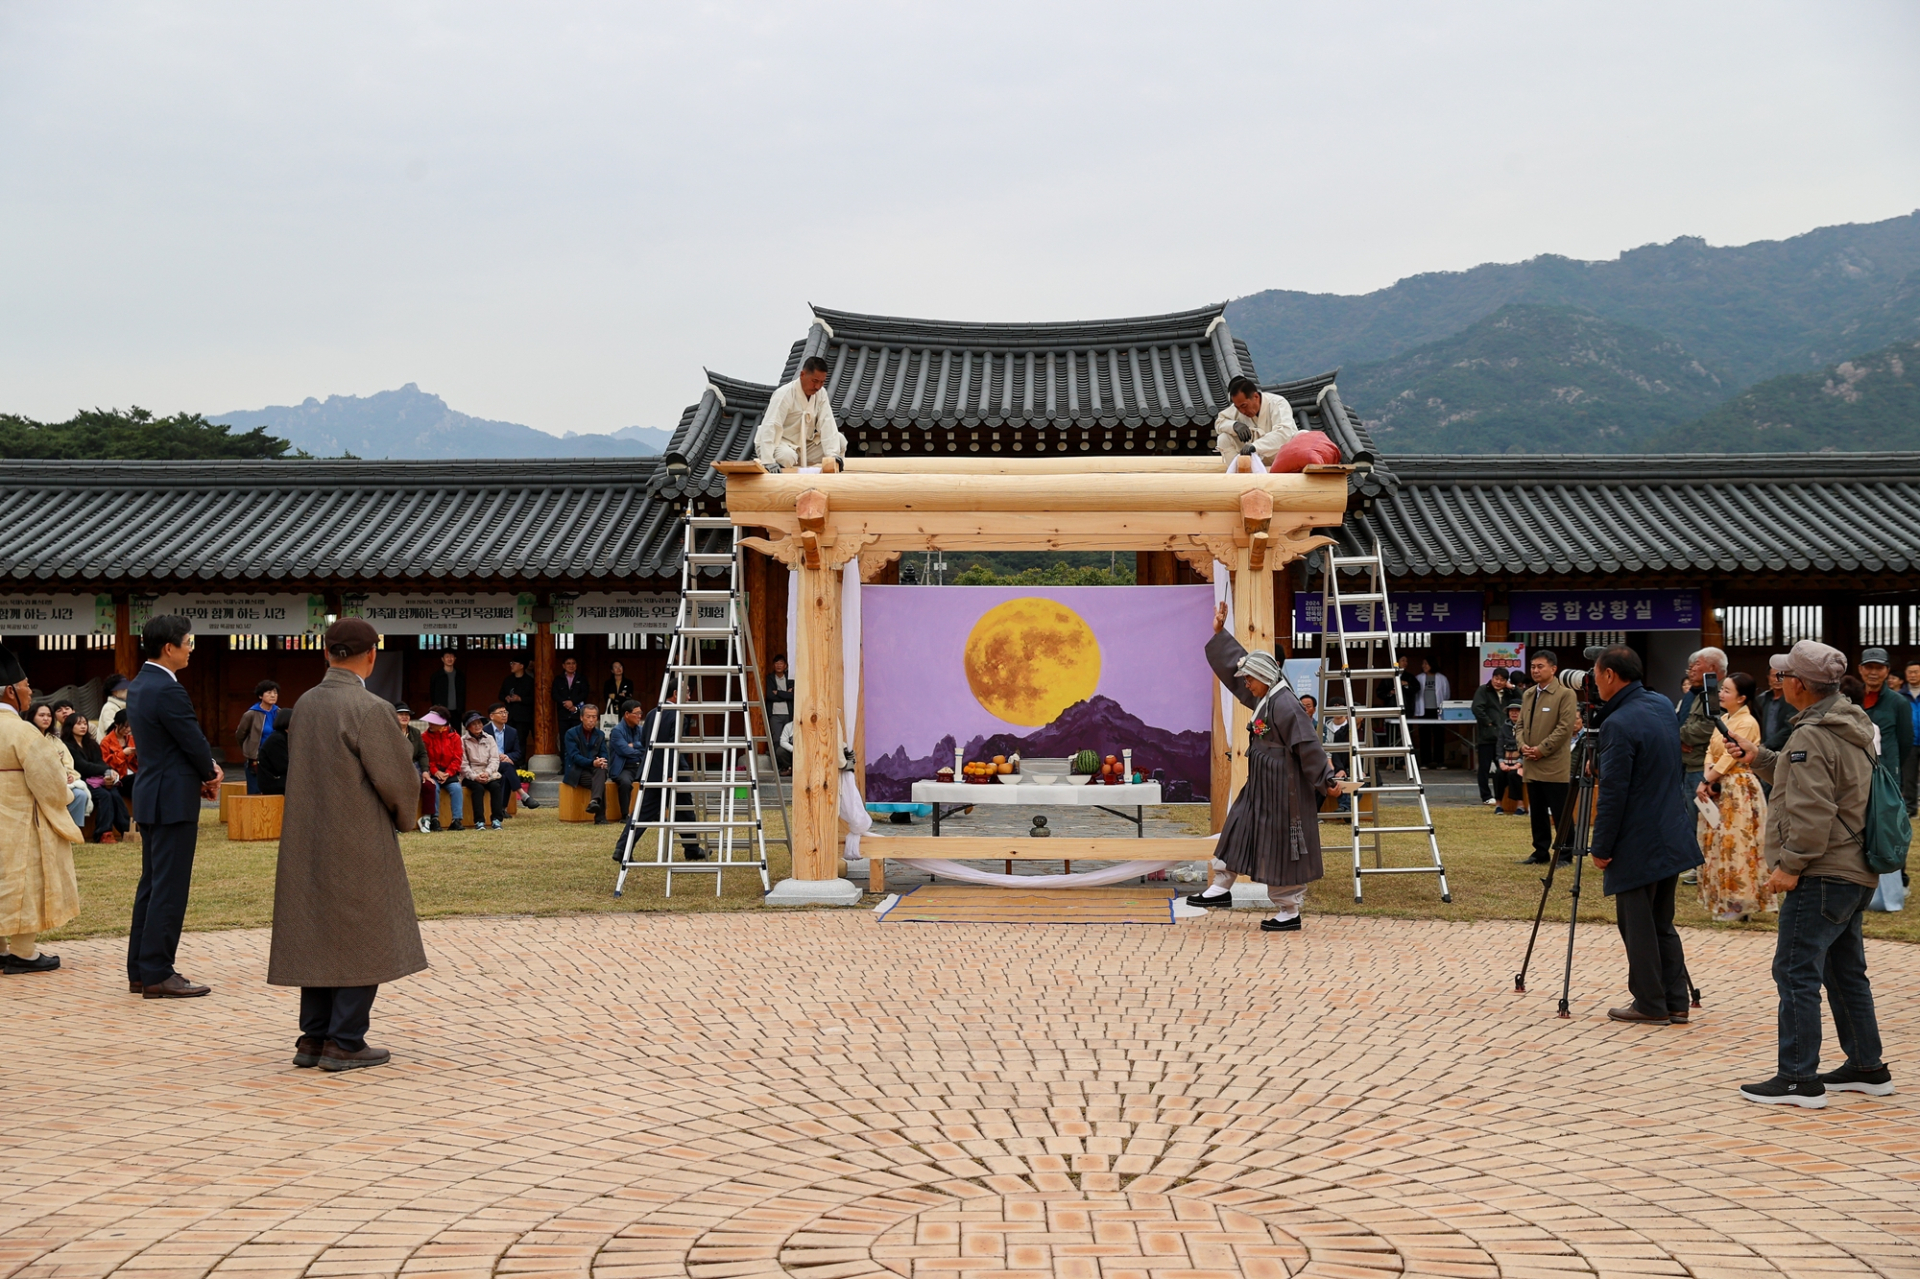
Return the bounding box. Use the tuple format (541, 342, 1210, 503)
(1189, 602, 1352, 931)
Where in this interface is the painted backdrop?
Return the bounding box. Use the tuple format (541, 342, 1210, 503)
(863, 585, 1216, 802)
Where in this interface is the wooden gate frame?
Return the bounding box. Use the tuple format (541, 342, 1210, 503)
(717, 456, 1352, 891)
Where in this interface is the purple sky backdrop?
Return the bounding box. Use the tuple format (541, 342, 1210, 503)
(863, 585, 1215, 755)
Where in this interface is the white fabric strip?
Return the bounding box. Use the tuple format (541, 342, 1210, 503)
(886, 858, 1184, 889)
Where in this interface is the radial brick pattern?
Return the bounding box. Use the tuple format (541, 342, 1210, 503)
(3, 913, 1919, 1279)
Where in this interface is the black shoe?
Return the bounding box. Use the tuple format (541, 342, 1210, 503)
(593, 815, 607, 825)
(522, 798, 540, 809)
(2, 951, 60, 975)
(1185, 891, 1233, 908)
(293, 1035, 325, 1068)
(1259, 916, 1302, 932)
(1518, 855, 1550, 865)
(447, 820, 464, 831)
(1739, 1076, 1826, 1107)
(683, 848, 707, 860)
(586, 799, 603, 814)
(427, 817, 443, 832)
(1817, 1063, 1895, 1095)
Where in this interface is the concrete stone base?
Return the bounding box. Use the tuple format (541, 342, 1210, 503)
(766, 877, 863, 907)
(530, 754, 562, 774)
(1231, 881, 1275, 910)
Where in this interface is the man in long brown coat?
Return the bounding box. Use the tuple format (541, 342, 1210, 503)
(269, 618, 426, 1072)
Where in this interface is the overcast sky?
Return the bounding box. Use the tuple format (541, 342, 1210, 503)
(4, 1, 1917, 436)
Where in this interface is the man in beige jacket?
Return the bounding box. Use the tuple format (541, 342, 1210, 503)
(1726, 639, 1888, 1108)
(0, 643, 83, 974)
(1515, 649, 1579, 865)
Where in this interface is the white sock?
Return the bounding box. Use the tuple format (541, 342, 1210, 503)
(1268, 887, 1307, 923)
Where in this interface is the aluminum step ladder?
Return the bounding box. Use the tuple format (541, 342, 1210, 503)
(1317, 535, 1451, 903)
(613, 507, 791, 897)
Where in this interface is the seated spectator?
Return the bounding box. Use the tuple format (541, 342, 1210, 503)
(420, 709, 467, 831)
(1495, 702, 1527, 815)
(48, 699, 74, 733)
(33, 702, 89, 831)
(563, 703, 614, 824)
(483, 702, 537, 810)
(61, 714, 130, 843)
(603, 661, 634, 716)
(609, 699, 647, 820)
(460, 711, 508, 830)
(234, 680, 281, 795)
(257, 710, 292, 796)
(396, 704, 433, 832)
(100, 709, 138, 818)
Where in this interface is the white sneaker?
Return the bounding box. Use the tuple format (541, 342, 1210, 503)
(416, 816, 432, 834)
(491, 819, 502, 830)
(1483, 798, 1498, 807)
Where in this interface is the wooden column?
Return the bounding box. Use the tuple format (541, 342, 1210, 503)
(792, 561, 842, 880)
(533, 621, 556, 756)
(743, 547, 771, 747)
(113, 596, 138, 680)
(1228, 547, 1276, 802)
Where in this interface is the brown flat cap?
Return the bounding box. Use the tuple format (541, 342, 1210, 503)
(324, 616, 380, 658)
(1769, 639, 1847, 685)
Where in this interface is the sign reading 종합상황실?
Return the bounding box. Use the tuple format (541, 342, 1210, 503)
(340, 593, 534, 635)
(556, 592, 725, 634)
(1508, 589, 1701, 631)
(0, 594, 113, 635)
(1295, 591, 1482, 634)
(134, 593, 328, 636)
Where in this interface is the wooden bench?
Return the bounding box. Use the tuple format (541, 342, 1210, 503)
(559, 782, 624, 823)
(228, 793, 283, 841)
(431, 785, 519, 826)
(861, 835, 1216, 895)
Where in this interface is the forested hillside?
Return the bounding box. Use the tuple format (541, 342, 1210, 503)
(1651, 338, 1920, 453)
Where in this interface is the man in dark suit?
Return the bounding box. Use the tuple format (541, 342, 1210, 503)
(125, 615, 222, 998)
(483, 701, 537, 810)
(552, 655, 591, 737)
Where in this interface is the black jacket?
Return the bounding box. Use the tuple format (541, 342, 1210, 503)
(429, 668, 466, 719)
(258, 728, 290, 795)
(126, 662, 218, 825)
(1589, 681, 1704, 894)
(1471, 683, 1517, 746)
(498, 673, 535, 730)
(553, 672, 593, 728)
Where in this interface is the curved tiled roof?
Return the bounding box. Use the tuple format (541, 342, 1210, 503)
(1342, 453, 1920, 577)
(798, 302, 1258, 456)
(0, 459, 675, 586)
(653, 371, 774, 503)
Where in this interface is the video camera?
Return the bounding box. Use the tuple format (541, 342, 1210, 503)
(1553, 645, 1610, 726)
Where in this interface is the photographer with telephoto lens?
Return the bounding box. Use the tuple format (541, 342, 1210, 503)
(1586, 646, 1704, 1025)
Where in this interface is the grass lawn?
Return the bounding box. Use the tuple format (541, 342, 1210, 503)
(46, 802, 1920, 945)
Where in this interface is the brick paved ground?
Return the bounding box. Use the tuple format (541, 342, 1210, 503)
(5, 913, 1920, 1279)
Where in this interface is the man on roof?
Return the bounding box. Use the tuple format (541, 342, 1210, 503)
(1212, 375, 1298, 469)
(754, 355, 845, 471)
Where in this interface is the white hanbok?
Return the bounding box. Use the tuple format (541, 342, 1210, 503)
(754, 379, 846, 469)
(1212, 390, 1299, 464)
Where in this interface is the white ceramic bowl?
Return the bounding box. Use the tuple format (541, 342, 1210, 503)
(1066, 774, 1092, 786)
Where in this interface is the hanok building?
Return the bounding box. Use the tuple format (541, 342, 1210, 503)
(4, 302, 1917, 770)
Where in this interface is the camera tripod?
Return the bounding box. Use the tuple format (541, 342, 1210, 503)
(1514, 724, 1703, 1017)
(1514, 730, 1599, 1017)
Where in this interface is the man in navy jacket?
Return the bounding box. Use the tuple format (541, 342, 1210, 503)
(125, 615, 222, 998)
(1587, 645, 1704, 1025)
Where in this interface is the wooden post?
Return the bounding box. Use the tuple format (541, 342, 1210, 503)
(114, 596, 138, 680)
(792, 561, 841, 880)
(1210, 667, 1228, 833)
(744, 547, 770, 747)
(533, 621, 556, 757)
(1228, 548, 1275, 801)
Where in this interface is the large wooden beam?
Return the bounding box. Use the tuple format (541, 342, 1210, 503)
(791, 561, 842, 881)
(724, 470, 1348, 515)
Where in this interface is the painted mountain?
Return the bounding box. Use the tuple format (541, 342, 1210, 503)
(865, 694, 1210, 803)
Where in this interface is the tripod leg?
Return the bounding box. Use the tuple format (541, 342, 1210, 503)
(1555, 775, 1598, 1018)
(1556, 852, 1585, 1018)
(1514, 853, 1561, 992)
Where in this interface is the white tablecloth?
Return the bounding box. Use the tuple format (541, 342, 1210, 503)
(910, 781, 1163, 805)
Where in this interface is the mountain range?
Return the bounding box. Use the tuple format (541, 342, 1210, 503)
(1228, 210, 1920, 453)
(209, 384, 672, 459)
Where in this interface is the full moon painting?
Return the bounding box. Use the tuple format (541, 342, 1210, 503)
(861, 584, 1217, 802)
(962, 598, 1101, 726)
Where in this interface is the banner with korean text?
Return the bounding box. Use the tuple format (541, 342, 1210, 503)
(134, 594, 328, 636)
(1295, 591, 1482, 634)
(341, 593, 534, 635)
(1508, 590, 1701, 632)
(0, 595, 113, 636)
(556, 592, 725, 634)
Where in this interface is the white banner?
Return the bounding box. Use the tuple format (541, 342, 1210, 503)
(342, 593, 534, 635)
(136, 593, 327, 636)
(558, 591, 723, 634)
(0, 594, 113, 636)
